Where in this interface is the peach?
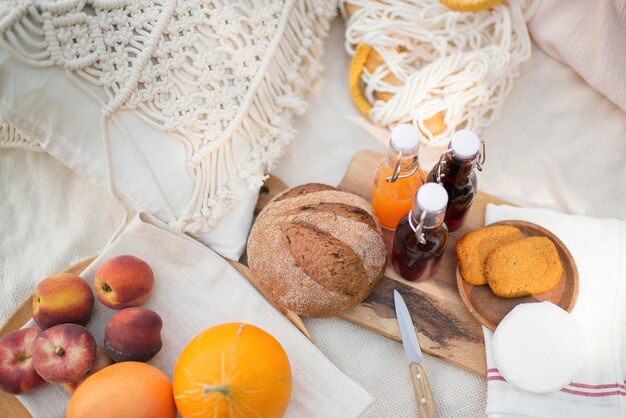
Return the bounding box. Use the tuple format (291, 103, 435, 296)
(0, 327, 46, 394)
(94, 255, 154, 309)
(104, 307, 163, 362)
(62, 346, 114, 393)
(33, 273, 94, 329)
(32, 324, 96, 384)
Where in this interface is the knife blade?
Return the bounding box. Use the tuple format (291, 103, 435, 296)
(394, 289, 438, 418)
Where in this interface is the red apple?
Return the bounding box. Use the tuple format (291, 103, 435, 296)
(32, 324, 96, 384)
(104, 307, 162, 362)
(94, 255, 154, 309)
(0, 327, 46, 394)
(32, 273, 94, 329)
(62, 346, 114, 393)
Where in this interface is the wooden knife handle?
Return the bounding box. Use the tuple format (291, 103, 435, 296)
(409, 362, 438, 418)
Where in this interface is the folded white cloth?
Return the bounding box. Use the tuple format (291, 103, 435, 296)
(17, 213, 373, 417)
(529, 0, 626, 113)
(483, 204, 626, 417)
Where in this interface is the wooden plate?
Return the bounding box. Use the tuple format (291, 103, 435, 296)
(456, 220, 579, 331)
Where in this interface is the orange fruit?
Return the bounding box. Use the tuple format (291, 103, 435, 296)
(67, 362, 176, 418)
(173, 323, 292, 418)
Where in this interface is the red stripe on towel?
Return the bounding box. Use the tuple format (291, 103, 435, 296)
(488, 379, 626, 397)
(569, 382, 626, 390)
(487, 368, 626, 396)
(560, 388, 626, 397)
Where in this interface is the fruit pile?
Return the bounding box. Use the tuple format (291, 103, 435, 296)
(0, 255, 173, 417)
(0, 254, 294, 418)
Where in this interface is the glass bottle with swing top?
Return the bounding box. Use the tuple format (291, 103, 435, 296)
(392, 183, 449, 281)
(427, 129, 485, 232)
(371, 124, 426, 230)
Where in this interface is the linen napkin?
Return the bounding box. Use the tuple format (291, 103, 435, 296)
(483, 204, 626, 417)
(17, 213, 373, 417)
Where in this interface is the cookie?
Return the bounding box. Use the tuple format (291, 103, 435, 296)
(485, 237, 563, 298)
(456, 225, 525, 285)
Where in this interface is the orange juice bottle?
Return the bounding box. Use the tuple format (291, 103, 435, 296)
(372, 124, 426, 230)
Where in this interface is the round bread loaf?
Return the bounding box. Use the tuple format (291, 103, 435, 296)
(247, 183, 387, 317)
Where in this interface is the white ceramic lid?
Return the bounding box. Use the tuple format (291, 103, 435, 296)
(390, 124, 420, 151)
(417, 183, 448, 213)
(450, 129, 480, 158)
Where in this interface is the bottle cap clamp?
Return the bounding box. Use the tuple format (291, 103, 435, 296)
(386, 150, 419, 183)
(435, 141, 486, 183)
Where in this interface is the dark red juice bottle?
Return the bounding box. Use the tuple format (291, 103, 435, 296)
(427, 129, 484, 232)
(392, 183, 449, 281)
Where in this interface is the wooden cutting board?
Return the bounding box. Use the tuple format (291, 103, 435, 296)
(338, 149, 509, 376)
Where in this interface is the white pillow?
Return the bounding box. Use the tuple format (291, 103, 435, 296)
(0, 0, 335, 259)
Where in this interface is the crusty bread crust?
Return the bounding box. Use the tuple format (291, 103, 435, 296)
(273, 183, 336, 202)
(247, 184, 387, 317)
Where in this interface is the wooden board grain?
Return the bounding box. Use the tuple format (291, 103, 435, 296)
(338, 149, 510, 376)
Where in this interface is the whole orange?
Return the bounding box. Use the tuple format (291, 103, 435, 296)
(66, 362, 176, 418)
(173, 323, 292, 418)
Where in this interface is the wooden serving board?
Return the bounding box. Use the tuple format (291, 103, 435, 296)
(338, 150, 509, 376)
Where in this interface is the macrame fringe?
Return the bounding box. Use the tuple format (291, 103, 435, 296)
(0, 1, 336, 237)
(0, 118, 42, 151)
(172, 1, 336, 234)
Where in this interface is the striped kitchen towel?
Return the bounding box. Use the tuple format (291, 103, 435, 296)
(483, 204, 626, 417)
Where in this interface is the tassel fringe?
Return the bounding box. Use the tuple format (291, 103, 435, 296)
(0, 119, 42, 151)
(0, 1, 336, 235)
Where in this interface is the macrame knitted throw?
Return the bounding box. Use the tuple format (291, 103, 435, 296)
(342, 0, 538, 146)
(0, 0, 335, 234)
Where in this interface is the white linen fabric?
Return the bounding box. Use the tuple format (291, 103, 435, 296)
(0, 0, 335, 259)
(17, 213, 373, 418)
(0, 148, 122, 324)
(529, 0, 626, 113)
(2, 18, 626, 417)
(484, 204, 626, 417)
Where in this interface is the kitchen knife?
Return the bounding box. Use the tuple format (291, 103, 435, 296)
(394, 289, 438, 417)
